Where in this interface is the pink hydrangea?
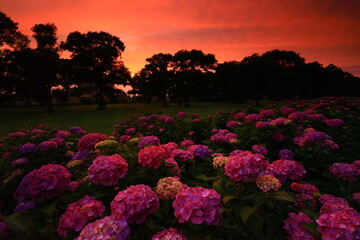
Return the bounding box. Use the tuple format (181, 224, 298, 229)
(111, 184, 160, 224)
(226, 120, 239, 128)
(31, 129, 45, 136)
(172, 186, 222, 225)
(288, 112, 307, 122)
(14, 164, 71, 202)
(245, 114, 260, 123)
(88, 154, 128, 186)
(38, 140, 58, 151)
(170, 149, 194, 162)
(9, 131, 27, 138)
(319, 194, 349, 206)
(270, 117, 291, 126)
(57, 195, 105, 237)
(255, 121, 270, 129)
(138, 146, 167, 169)
(291, 182, 319, 208)
(138, 136, 161, 148)
(161, 142, 178, 157)
(155, 177, 186, 200)
(224, 133, 237, 143)
(255, 174, 281, 192)
(177, 112, 187, 117)
(224, 151, 269, 182)
(259, 109, 276, 118)
(307, 114, 327, 121)
(251, 144, 268, 155)
(77, 133, 107, 152)
(75, 216, 130, 240)
(324, 119, 345, 127)
(119, 135, 132, 143)
(229, 149, 244, 156)
(125, 127, 136, 134)
(328, 163, 359, 182)
(152, 227, 187, 240)
(266, 160, 306, 182)
(165, 158, 181, 176)
(234, 112, 246, 120)
(283, 212, 315, 240)
(210, 133, 226, 143)
(55, 130, 71, 138)
(180, 140, 194, 148)
(280, 106, 296, 116)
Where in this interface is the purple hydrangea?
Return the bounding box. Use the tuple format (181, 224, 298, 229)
(172, 186, 222, 225)
(329, 163, 359, 182)
(137, 136, 161, 148)
(14, 201, 36, 213)
(283, 212, 315, 240)
(11, 158, 29, 168)
(278, 149, 294, 160)
(69, 126, 86, 135)
(187, 145, 211, 159)
(14, 164, 71, 202)
(111, 184, 160, 224)
(18, 142, 38, 153)
(57, 195, 105, 237)
(38, 140, 58, 151)
(75, 216, 130, 240)
(88, 154, 128, 186)
(72, 151, 91, 160)
(251, 145, 268, 155)
(224, 151, 269, 182)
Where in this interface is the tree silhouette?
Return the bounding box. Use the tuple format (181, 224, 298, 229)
(61, 31, 130, 109)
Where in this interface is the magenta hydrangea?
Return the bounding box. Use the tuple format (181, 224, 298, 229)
(170, 149, 194, 162)
(187, 145, 211, 159)
(180, 139, 194, 148)
(152, 227, 187, 240)
(119, 135, 132, 143)
(88, 154, 128, 186)
(18, 142, 38, 153)
(77, 133, 107, 152)
(307, 113, 327, 121)
(259, 109, 276, 118)
(234, 112, 246, 120)
(138, 135, 161, 148)
(255, 121, 270, 129)
(291, 182, 319, 208)
(173, 186, 222, 225)
(111, 184, 160, 224)
(14, 164, 71, 202)
(226, 120, 239, 128)
(55, 130, 71, 138)
(283, 212, 315, 240)
(328, 163, 359, 182)
(224, 151, 269, 182)
(75, 216, 130, 240)
(161, 142, 178, 157)
(270, 117, 291, 126)
(288, 111, 307, 122)
(38, 140, 58, 151)
(229, 149, 244, 156)
(11, 158, 29, 168)
(57, 195, 105, 237)
(138, 146, 167, 169)
(9, 131, 27, 138)
(324, 119, 345, 127)
(245, 114, 260, 122)
(266, 160, 306, 182)
(125, 127, 136, 134)
(251, 144, 268, 155)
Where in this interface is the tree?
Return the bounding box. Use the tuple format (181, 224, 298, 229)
(61, 31, 130, 109)
(173, 49, 217, 106)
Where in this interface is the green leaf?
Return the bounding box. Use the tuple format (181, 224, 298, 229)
(33, 199, 57, 215)
(239, 206, 257, 224)
(195, 173, 208, 181)
(269, 191, 294, 202)
(303, 223, 322, 239)
(222, 195, 238, 204)
(1, 213, 31, 233)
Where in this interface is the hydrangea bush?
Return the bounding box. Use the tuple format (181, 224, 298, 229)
(0, 96, 359, 239)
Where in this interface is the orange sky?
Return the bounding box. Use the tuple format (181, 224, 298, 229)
(2, 0, 360, 76)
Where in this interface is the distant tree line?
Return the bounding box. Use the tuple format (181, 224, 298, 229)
(1, 11, 359, 111)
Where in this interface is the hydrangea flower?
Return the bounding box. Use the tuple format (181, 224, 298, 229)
(57, 195, 105, 237)
(291, 182, 319, 208)
(177, 112, 187, 117)
(125, 127, 136, 134)
(187, 145, 211, 159)
(255, 121, 270, 129)
(111, 184, 160, 224)
(88, 154, 128, 186)
(259, 109, 276, 118)
(280, 106, 296, 116)
(165, 158, 181, 176)
(9, 131, 27, 138)
(353, 193, 360, 203)
(251, 145, 268, 155)
(77, 133, 107, 152)
(234, 112, 246, 120)
(324, 119, 344, 127)
(245, 114, 260, 123)
(72, 150, 91, 160)
(170, 149, 194, 162)
(278, 149, 294, 160)
(156, 177, 186, 200)
(161, 142, 178, 157)
(138, 136, 161, 148)
(138, 146, 167, 169)
(152, 227, 187, 240)
(328, 163, 359, 182)
(180, 140, 194, 148)
(229, 149, 243, 156)
(31, 129, 45, 136)
(119, 135, 132, 143)
(38, 140, 58, 151)
(94, 139, 118, 149)
(172, 186, 222, 225)
(224, 151, 269, 182)
(55, 130, 71, 138)
(266, 160, 306, 182)
(18, 142, 38, 153)
(14, 201, 35, 213)
(11, 158, 29, 168)
(255, 174, 281, 192)
(270, 117, 291, 126)
(306, 113, 327, 121)
(212, 156, 229, 168)
(14, 164, 71, 202)
(69, 126, 86, 135)
(283, 212, 315, 240)
(288, 112, 307, 122)
(75, 216, 130, 240)
(226, 120, 239, 128)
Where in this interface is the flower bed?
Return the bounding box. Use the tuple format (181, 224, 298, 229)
(0, 97, 359, 239)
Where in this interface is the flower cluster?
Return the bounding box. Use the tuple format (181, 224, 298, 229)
(165, 158, 181, 176)
(88, 154, 128, 186)
(294, 128, 333, 148)
(255, 121, 270, 129)
(111, 184, 160, 224)
(94, 139, 118, 150)
(324, 119, 344, 127)
(224, 151, 269, 182)
(156, 177, 186, 200)
(180, 140, 194, 148)
(138, 136, 161, 148)
(255, 174, 281, 192)
(152, 227, 187, 240)
(173, 186, 222, 225)
(328, 162, 359, 182)
(245, 114, 260, 122)
(18, 142, 37, 153)
(251, 144, 268, 155)
(14, 201, 35, 213)
(259, 109, 276, 118)
(77, 133, 107, 152)
(288, 111, 307, 122)
(283, 212, 315, 240)
(212, 156, 229, 168)
(291, 182, 319, 208)
(14, 164, 71, 202)
(187, 145, 211, 158)
(75, 216, 130, 240)
(55, 130, 71, 138)
(234, 112, 246, 120)
(278, 149, 294, 160)
(266, 160, 306, 182)
(170, 149, 194, 162)
(138, 146, 167, 169)
(57, 195, 105, 236)
(38, 140, 58, 151)
(11, 157, 29, 168)
(226, 120, 239, 128)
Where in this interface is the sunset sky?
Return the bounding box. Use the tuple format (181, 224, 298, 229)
(2, 0, 360, 77)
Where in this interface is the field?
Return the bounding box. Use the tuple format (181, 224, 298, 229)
(0, 97, 359, 239)
(0, 102, 252, 138)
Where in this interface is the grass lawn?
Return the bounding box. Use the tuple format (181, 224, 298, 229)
(0, 102, 256, 137)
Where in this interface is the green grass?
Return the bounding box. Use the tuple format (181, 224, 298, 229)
(0, 102, 256, 137)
